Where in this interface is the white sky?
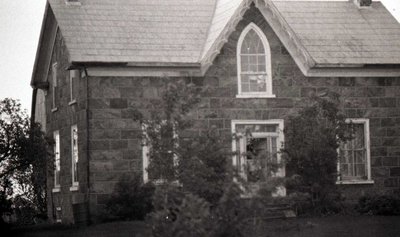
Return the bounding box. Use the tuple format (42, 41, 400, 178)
(0, 0, 47, 114)
(0, 0, 399, 114)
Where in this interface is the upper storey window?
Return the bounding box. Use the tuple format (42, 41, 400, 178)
(237, 23, 274, 98)
(51, 63, 58, 112)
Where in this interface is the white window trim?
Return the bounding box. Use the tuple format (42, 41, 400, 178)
(236, 23, 274, 98)
(142, 122, 178, 184)
(51, 63, 58, 112)
(336, 118, 374, 185)
(231, 120, 285, 196)
(70, 125, 79, 190)
(53, 130, 61, 192)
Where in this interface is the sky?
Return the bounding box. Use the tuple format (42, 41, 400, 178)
(0, 0, 399, 115)
(0, 0, 47, 114)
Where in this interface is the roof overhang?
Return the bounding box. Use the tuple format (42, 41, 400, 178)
(32, 0, 400, 80)
(199, 0, 400, 77)
(31, 2, 59, 89)
(72, 61, 203, 77)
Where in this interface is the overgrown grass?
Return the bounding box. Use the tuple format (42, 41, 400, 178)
(9, 216, 400, 237)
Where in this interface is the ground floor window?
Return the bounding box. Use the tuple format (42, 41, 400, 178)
(70, 125, 79, 190)
(338, 118, 373, 184)
(142, 121, 177, 183)
(53, 130, 60, 192)
(231, 120, 285, 183)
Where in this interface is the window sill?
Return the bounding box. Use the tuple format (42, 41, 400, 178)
(336, 180, 374, 185)
(52, 187, 61, 193)
(236, 94, 276, 99)
(69, 185, 79, 192)
(152, 179, 181, 186)
(68, 100, 77, 106)
(51, 108, 58, 113)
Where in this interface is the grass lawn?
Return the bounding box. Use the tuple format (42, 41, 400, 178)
(9, 216, 400, 237)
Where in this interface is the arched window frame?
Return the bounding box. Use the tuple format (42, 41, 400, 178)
(236, 23, 274, 98)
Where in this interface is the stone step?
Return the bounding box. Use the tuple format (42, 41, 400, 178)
(241, 202, 297, 220)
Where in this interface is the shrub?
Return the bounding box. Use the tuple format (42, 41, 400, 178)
(177, 131, 231, 206)
(356, 194, 400, 216)
(149, 183, 245, 237)
(105, 174, 155, 221)
(282, 94, 351, 215)
(149, 184, 212, 237)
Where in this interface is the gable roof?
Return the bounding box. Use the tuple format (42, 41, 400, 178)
(48, 0, 216, 64)
(32, 0, 400, 86)
(273, 0, 400, 65)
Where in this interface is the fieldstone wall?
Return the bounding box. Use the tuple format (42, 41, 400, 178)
(45, 30, 89, 224)
(85, 5, 400, 218)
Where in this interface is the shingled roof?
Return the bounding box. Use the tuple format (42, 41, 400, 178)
(48, 0, 216, 64)
(32, 0, 400, 84)
(273, 0, 400, 65)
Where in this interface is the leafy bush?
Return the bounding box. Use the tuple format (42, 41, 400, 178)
(177, 131, 231, 206)
(105, 174, 155, 221)
(149, 183, 245, 237)
(282, 94, 351, 215)
(356, 194, 400, 216)
(13, 196, 36, 226)
(149, 184, 212, 237)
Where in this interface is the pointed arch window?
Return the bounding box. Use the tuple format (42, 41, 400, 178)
(237, 23, 274, 98)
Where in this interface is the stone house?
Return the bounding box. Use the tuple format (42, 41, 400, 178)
(31, 0, 400, 224)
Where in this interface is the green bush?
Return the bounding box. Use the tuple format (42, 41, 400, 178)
(105, 174, 155, 221)
(356, 194, 400, 216)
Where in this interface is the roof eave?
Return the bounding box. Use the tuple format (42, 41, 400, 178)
(30, 2, 49, 88)
(305, 66, 400, 77)
(71, 61, 201, 68)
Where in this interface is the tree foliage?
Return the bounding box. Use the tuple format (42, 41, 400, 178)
(0, 98, 53, 223)
(131, 80, 247, 236)
(105, 174, 155, 221)
(282, 93, 351, 213)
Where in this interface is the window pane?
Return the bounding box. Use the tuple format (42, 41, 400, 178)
(235, 124, 278, 134)
(339, 122, 368, 180)
(250, 82, 259, 92)
(246, 137, 268, 182)
(241, 56, 249, 72)
(353, 124, 364, 149)
(244, 136, 279, 182)
(258, 64, 266, 72)
(72, 127, 79, 184)
(341, 164, 349, 177)
(258, 55, 265, 65)
(355, 164, 366, 177)
(241, 83, 250, 93)
(241, 74, 249, 83)
(241, 29, 265, 55)
(144, 122, 177, 182)
(271, 137, 278, 163)
(250, 63, 257, 72)
(54, 132, 60, 187)
(355, 150, 365, 163)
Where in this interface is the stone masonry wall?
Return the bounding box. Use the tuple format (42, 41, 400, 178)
(86, 4, 400, 218)
(45, 30, 89, 224)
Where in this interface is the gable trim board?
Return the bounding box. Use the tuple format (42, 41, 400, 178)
(31, 3, 58, 89)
